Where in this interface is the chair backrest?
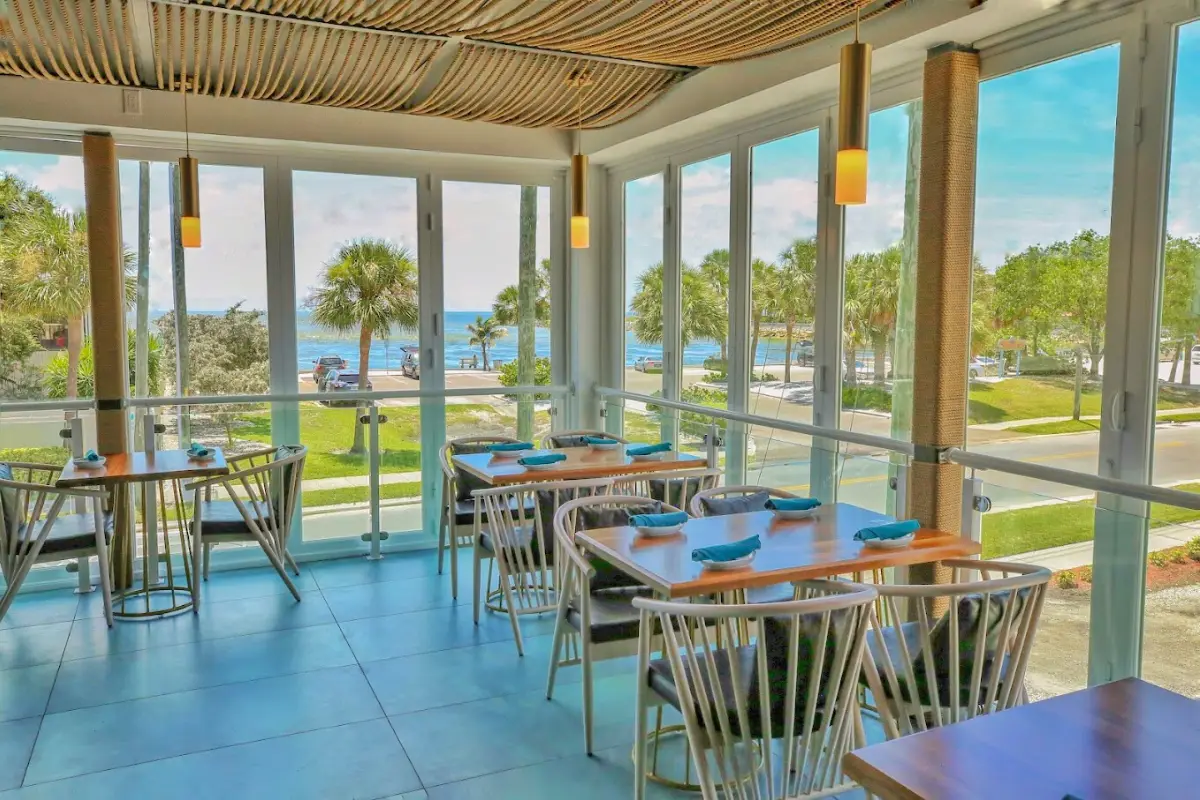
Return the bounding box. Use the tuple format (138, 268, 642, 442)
(209, 445, 307, 549)
(0, 463, 105, 577)
(613, 467, 722, 511)
(439, 435, 520, 503)
(861, 558, 1051, 738)
(689, 484, 796, 517)
(633, 581, 878, 799)
(553, 494, 680, 594)
(539, 429, 628, 449)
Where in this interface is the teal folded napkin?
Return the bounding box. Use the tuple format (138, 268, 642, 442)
(628, 442, 672, 456)
(488, 442, 533, 452)
(854, 519, 920, 541)
(518, 453, 567, 466)
(583, 436, 615, 445)
(766, 497, 821, 512)
(187, 442, 212, 458)
(82, 449, 101, 462)
(630, 511, 688, 528)
(692, 535, 761, 563)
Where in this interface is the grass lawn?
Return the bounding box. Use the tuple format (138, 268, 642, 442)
(969, 377, 1199, 424)
(1161, 411, 1200, 423)
(1009, 419, 1103, 435)
(983, 481, 1200, 559)
(302, 480, 422, 509)
(0, 446, 72, 466)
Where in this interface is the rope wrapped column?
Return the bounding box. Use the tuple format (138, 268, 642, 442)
(907, 44, 980, 587)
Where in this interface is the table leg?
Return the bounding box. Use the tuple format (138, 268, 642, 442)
(109, 484, 134, 591)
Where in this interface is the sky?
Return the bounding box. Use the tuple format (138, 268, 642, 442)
(0, 25, 1195, 317)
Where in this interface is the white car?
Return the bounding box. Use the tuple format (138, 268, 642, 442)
(1193, 344, 1200, 364)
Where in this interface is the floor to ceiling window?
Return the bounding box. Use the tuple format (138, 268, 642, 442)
(744, 129, 821, 491)
(1145, 18, 1200, 699)
(292, 170, 420, 543)
(621, 172, 665, 443)
(969, 44, 1121, 699)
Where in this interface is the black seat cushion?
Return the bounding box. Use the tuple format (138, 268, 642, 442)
(199, 499, 273, 536)
(864, 589, 1030, 706)
(699, 491, 772, 517)
(478, 524, 543, 559)
(647, 612, 850, 738)
(449, 442, 504, 503)
(453, 496, 537, 526)
(575, 503, 663, 591)
(566, 586, 655, 644)
(547, 433, 618, 448)
(19, 511, 114, 556)
(648, 476, 709, 508)
(745, 583, 796, 604)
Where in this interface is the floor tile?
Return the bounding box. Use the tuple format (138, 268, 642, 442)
(75, 567, 319, 619)
(363, 633, 635, 717)
(0, 665, 57, 722)
(339, 603, 555, 664)
(308, 552, 444, 591)
(389, 673, 639, 787)
(48, 623, 355, 713)
(321, 574, 466, 623)
(62, 591, 333, 661)
(0, 719, 38, 791)
(24, 665, 383, 785)
(0, 591, 79, 631)
(1, 720, 419, 799)
(0, 624, 71, 671)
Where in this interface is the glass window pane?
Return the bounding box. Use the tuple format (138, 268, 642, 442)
(623, 173, 664, 441)
(745, 130, 820, 488)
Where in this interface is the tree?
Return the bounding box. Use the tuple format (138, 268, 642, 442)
(467, 315, 506, 371)
(698, 248, 730, 361)
(492, 258, 551, 327)
(844, 244, 901, 386)
(0, 207, 132, 399)
(767, 237, 817, 384)
(993, 244, 1057, 355)
(970, 261, 1000, 357)
(309, 238, 419, 454)
(1161, 235, 1200, 385)
(749, 258, 775, 374)
(1050, 230, 1109, 378)
(628, 262, 724, 348)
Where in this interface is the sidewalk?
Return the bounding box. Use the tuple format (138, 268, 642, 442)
(973, 406, 1200, 431)
(999, 522, 1200, 572)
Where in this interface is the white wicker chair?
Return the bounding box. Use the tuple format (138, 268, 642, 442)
(539, 430, 628, 449)
(613, 467, 722, 511)
(471, 477, 615, 656)
(439, 435, 520, 599)
(632, 581, 878, 800)
(861, 559, 1051, 739)
(0, 462, 113, 627)
(547, 493, 683, 755)
(184, 445, 307, 612)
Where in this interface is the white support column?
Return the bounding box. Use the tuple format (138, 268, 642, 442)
(601, 167, 627, 436)
(418, 173, 446, 542)
(812, 109, 844, 502)
(1089, 8, 1182, 685)
(725, 141, 752, 486)
(661, 164, 682, 443)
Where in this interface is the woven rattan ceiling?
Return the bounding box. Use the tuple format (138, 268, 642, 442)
(0, 0, 906, 129)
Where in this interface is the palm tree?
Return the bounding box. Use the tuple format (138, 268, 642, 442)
(2, 208, 93, 399)
(844, 245, 902, 386)
(309, 238, 419, 454)
(466, 315, 506, 371)
(629, 262, 724, 348)
(698, 249, 730, 361)
(768, 237, 817, 385)
(749, 258, 775, 376)
(492, 258, 551, 326)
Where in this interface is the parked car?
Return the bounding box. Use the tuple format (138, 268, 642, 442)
(318, 369, 373, 407)
(1193, 344, 1200, 364)
(312, 354, 347, 383)
(968, 356, 998, 380)
(401, 351, 420, 379)
(634, 356, 663, 372)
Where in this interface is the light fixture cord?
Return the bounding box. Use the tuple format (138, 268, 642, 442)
(855, 2, 861, 41)
(183, 78, 191, 156)
(575, 76, 583, 155)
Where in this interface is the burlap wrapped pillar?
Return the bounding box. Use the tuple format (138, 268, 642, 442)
(82, 132, 128, 454)
(907, 44, 980, 586)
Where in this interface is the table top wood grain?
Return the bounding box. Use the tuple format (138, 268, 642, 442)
(843, 678, 1200, 800)
(575, 504, 980, 598)
(56, 449, 230, 487)
(452, 445, 708, 486)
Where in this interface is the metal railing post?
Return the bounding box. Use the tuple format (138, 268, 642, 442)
(65, 415, 93, 594)
(706, 422, 719, 469)
(961, 468, 986, 545)
(890, 461, 909, 520)
(142, 412, 160, 585)
(362, 405, 387, 560)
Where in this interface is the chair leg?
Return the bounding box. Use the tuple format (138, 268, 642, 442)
(92, 501, 114, 627)
(191, 496, 204, 614)
(437, 508, 447, 575)
(449, 519, 460, 600)
(545, 608, 566, 700)
(496, 558, 525, 656)
(203, 543, 212, 581)
(581, 636, 594, 754)
(472, 542, 483, 625)
(633, 662, 648, 800)
(284, 550, 300, 577)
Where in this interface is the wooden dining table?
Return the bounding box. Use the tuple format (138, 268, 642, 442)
(451, 444, 710, 486)
(842, 678, 1200, 800)
(575, 503, 980, 598)
(57, 449, 229, 618)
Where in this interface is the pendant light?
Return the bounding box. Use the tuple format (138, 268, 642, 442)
(568, 71, 591, 249)
(836, 4, 872, 206)
(178, 77, 201, 248)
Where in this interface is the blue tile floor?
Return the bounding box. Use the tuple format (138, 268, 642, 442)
(0, 550, 867, 799)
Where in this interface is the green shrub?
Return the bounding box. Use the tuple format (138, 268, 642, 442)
(646, 386, 728, 437)
(1077, 566, 1093, 584)
(1055, 570, 1078, 589)
(704, 370, 777, 383)
(702, 356, 726, 371)
(497, 356, 552, 400)
(1169, 547, 1189, 564)
(1017, 354, 1073, 376)
(1148, 550, 1170, 568)
(842, 384, 892, 412)
(44, 331, 162, 399)
(1187, 537, 1200, 561)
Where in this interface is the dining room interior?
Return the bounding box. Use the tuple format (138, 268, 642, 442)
(0, 0, 1198, 798)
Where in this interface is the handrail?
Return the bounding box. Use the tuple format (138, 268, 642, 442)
(0, 385, 568, 412)
(596, 386, 916, 457)
(945, 447, 1200, 513)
